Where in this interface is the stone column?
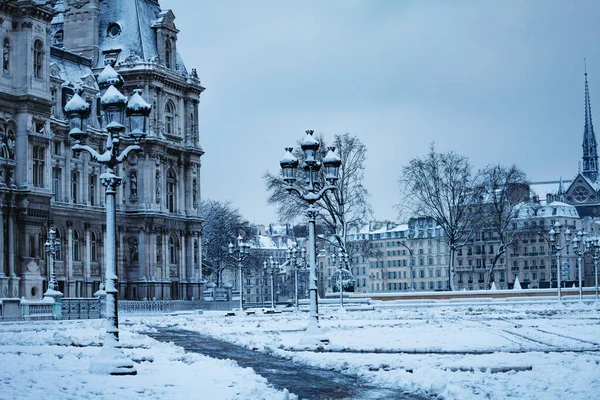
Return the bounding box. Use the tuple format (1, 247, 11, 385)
(7, 208, 18, 297)
(163, 229, 168, 298)
(186, 232, 194, 298)
(66, 221, 73, 296)
(0, 201, 6, 297)
(156, 88, 162, 137)
(84, 223, 91, 296)
(0, 202, 5, 277)
(176, 163, 182, 215)
(180, 231, 186, 298)
(8, 210, 14, 277)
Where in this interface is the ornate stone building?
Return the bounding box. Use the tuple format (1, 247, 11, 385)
(0, 0, 205, 300)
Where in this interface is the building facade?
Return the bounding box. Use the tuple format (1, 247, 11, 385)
(0, 0, 205, 300)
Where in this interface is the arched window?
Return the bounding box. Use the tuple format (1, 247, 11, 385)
(91, 231, 98, 262)
(3, 37, 10, 72)
(73, 230, 80, 261)
(164, 101, 175, 135)
(193, 240, 199, 267)
(165, 39, 172, 69)
(33, 40, 43, 78)
(166, 169, 176, 213)
(169, 236, 176, 264)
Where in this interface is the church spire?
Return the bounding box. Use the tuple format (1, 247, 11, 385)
(582, 59, 599, 182)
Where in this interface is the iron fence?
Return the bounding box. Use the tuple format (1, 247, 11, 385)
(118, 299, 238, 314)
(61, 298, 101, 320)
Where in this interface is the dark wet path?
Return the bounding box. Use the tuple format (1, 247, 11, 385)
(146, 328, 427, 400)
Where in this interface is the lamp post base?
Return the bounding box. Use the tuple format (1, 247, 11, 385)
(299, 322, 330, 346)
(89, 336, 137, 376)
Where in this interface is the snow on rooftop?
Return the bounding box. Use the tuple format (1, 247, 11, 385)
(49, 56, 97, 90)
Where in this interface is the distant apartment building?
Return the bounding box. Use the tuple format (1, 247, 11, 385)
(324, 218, 448, 295)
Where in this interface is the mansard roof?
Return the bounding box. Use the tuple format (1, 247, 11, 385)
(97, 0, 187, 73)
(49, 47, 97, 90)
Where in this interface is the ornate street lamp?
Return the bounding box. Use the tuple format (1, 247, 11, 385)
(549, 221, 571, 302)
(64, 65, 150, 376)
(587, 236, 600, 300)
(268, 255, 279, 309)
(571, 230, 589, 302)
(43, 227, 61, 294)
(228, 235, 250, 313)
(287, 242, 307, 312)
(279, 130, 341, 345)
(331, 249, 349, 309)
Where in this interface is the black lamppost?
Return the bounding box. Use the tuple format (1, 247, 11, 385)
(571, 230, 589, 302)
(43, 226, 61, 295)
(287, 242, 306, 312)
(588, 236, 600, 300)
(228, 235, 250, 313)
(331, 249, 349, 309)
(549, 221, 571, 302)
(64, 64, 150, 375)
(268, 255, 279, 309)
(279, 130, 341, 345)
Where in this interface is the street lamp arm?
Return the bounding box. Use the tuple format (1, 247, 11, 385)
(116, 144, 142, 163)
(284, 182, 336, 204)
(71, 143, 104, 162)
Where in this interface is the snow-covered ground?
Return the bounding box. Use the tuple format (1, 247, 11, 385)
(1, 301, 599, 399)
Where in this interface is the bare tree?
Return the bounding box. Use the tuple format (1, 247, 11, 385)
(398, 144, 481, 291)
(200, 199, 251, 287)
(478, 164, 531, 288)
(264, 132, 372, 258)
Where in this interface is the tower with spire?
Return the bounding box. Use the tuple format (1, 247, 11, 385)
(582, 61, 598, 183)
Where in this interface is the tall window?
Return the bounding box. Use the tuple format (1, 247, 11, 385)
(165, 40, 172, 69)
(166, 169, 176, 212)
(91, 231, 97, 262)
(193, 240, 199, 267)
(52, 167, 61, 201)
(71, 171, 79, 203)
(72, 230, 80, 261)
(169, 236, 176, 264)
(89, 174, 97, 206)
(3, 37, 10, 72)
(33, 40, 43, 78)
(32, 146, 45, 187)
(164, 101, 175, 135)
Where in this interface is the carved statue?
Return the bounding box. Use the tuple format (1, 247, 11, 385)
(155, 170, 161, 203)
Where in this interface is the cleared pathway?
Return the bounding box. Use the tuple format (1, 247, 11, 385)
(147, 328, 428, 400)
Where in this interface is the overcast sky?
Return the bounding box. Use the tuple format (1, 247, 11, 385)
(160, 0, 600, 225)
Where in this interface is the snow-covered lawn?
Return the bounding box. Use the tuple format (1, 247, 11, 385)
(1, 301, 599, 399)
(0, 319, 289, 400)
